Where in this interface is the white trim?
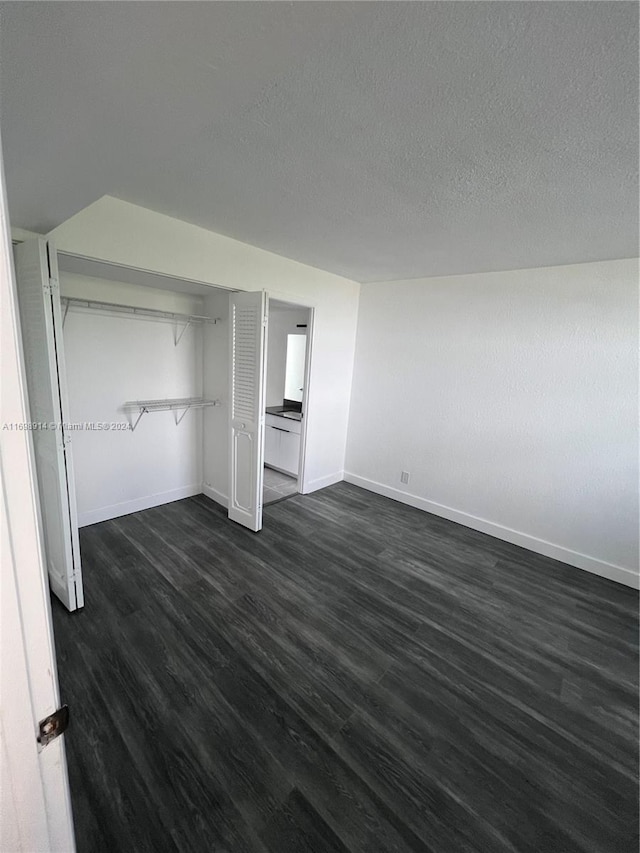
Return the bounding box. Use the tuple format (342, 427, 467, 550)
(78, 484, 202, 526)
(202, 482, 228, 509)
(303, 470, 344, 494)
(266, 288, 316, 309)
(297, 306, 314, 495)
(343, 472, 639, 589)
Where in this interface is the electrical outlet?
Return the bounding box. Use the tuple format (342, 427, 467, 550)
(400, 471, 410, 485)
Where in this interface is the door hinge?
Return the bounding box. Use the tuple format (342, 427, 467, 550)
(37, 705, 69, 747)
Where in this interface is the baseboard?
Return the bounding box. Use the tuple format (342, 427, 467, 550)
(343, 472, 639, 589)
(78, 484, 203, 527)
(302, 470, 344, 494)
(202, 482, 228, 509)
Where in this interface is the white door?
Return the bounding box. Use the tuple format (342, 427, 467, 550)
(14, 237, 83, 611)
(228, 290, 267, 531)
(1, 142, 76, 850)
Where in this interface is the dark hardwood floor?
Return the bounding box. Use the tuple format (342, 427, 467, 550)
(51, 483, 639, 853)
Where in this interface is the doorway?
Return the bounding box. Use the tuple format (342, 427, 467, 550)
(263, 299, 312, 506)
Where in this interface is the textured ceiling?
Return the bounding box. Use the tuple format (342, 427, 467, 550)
(1, 2, 637, 282)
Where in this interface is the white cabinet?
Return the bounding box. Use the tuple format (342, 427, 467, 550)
(278, 427, 300, 475)
(265, 424, 280, 468)
(264, 415, 301, 476)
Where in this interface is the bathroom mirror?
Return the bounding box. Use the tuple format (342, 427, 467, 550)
(284, 334, 306, 403)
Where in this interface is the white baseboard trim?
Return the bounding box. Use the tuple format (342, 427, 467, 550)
(302, 470, 344, 494)
(78, 484, 203, 527)
(343, 472, 639, 589)
(202, 483, 228, 509)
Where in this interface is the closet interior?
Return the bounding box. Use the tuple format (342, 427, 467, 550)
(56, 254, 230, 530)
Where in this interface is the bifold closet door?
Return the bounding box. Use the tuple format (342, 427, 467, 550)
(14, 237, 84, 611)
(228, 290, 267, 532)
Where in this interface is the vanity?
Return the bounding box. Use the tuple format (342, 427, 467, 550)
(264, 407, 302, 476)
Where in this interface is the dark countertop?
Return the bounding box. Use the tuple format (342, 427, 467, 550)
(266, 406, 302, 422)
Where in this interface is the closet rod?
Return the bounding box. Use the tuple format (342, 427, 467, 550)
(60, 296, 220, 327)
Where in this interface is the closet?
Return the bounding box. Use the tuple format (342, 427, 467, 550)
(14, 238, 314, 614)
(56, 255, 223, 532)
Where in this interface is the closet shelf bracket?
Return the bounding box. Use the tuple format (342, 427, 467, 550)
(130, 407, 146, 432)
(174, 319, 191, 347)
(122, 397, 222, 432)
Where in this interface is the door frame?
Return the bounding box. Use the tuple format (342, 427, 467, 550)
(295, 305, 314, 495)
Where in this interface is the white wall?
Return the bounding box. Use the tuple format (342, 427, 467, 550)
(345, 259, 639, 587)
(50, 195, 361, 494)
(266, 306, 309, 407)
(60, 272, 204, 525)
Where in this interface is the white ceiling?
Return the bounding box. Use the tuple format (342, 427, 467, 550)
(1, 2, 637, 283)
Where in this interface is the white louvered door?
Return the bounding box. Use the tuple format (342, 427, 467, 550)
(228, 290, 267, 531)
(14, 237, 83, 611)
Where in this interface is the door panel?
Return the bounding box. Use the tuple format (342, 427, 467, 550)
(47, 245, 83, 607)
(228, 290, 267, 531)
(14, 237, 83, 611)
(232, 431, 254, 510)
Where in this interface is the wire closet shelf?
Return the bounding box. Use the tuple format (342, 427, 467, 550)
(122, 397, 222, 431)
(60, 296, 221, 345)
